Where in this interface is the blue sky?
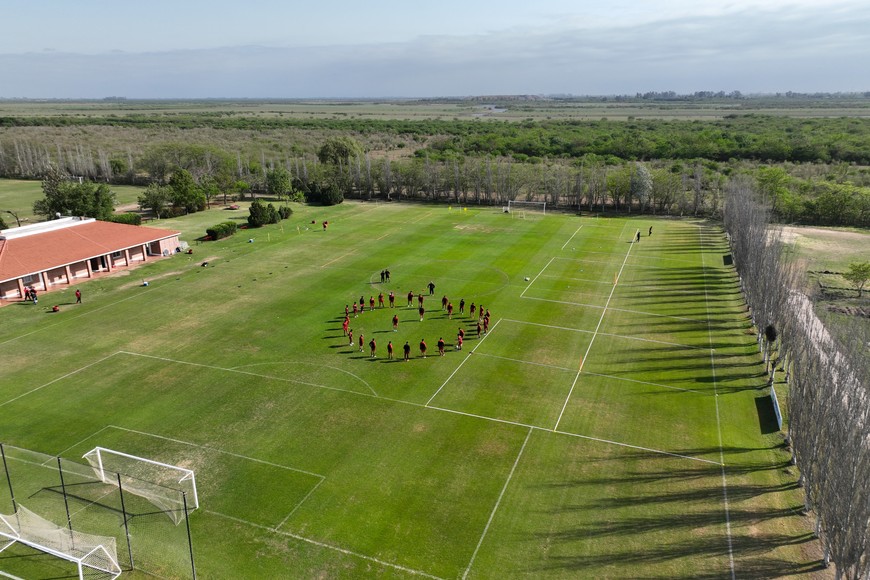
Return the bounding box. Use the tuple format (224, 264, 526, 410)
(1, 0, 868, 98)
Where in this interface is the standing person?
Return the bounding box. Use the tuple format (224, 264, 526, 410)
(419, 339, 428, 358)
(428, 281, 435, 295)
(24, 287, 31, 302)
(648, 226, 653, 236)
(31, 288, 37, 304)
(369, 337, 377, 358)
(359, 296, 365, 312)
(323, 220, 328, 231)
(353, 302, 359, 317)
(458, 327, 465, 340)
(635, 231, 641, 242)
(418, 293, 424, 307)
(476, 320, 482, 338)
(348, 329, 354, 347)
(345, 304, 350, 317)
(483, 316, 489, 334)
(459, 298, 465, 315)
(387, 341, 394, 360)
(388, 291, 395, 308)
(478, 305, 485, 322)
(75, 289, 82, 303)
(418, 305, 425, 322)
(359, 333, 365, 352)
(392, 314, 399, 331)
(456, 333, 463, 351)
(447, 302, 453, 319)
(407, 290, 414, 308)
(369, 296, 375, 311)
(380, 270, 386, 283)
(403, 341, 411, 361)
(441, 295, 448, 310)
(469, 302, 476, 319)
(378, 292, 385, 308)
(342, 316, 350, 336)
(437, 337, 445, 356)
(385, 269, 391, 282)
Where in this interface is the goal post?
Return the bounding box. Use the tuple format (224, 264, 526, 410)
(0, 505, 122, 580)
(83, 447, 198, 525)
(507, 200, 546, 215)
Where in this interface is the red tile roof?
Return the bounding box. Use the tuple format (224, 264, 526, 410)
(0, 220, 181, 283)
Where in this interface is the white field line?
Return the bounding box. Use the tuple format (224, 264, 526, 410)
(553, 256, 676, 271)
(520, 256, 556, 298)
(581, 371, 708, 395)
(520, 296, 711, 324)
(118, 351, 378, 398)
(376, 232, 390, 241)
(410, 211, 434, 224)
(699, 226, 736, 579)
(540, 273, 615, 286)
(425, 319, 502, 407)
(552, 428, 722, 465)
(499, 318, 709, 351)
(560, 225, 584, 250)
(0, 352, 120, 408)
(53, 425, 114, 459)
(474, 352, 575, 372)
(462, 428, 533, 579)
(320, 251, 356, 269)
(0, 570, 26, 580)
(203, 509, 444, 580)
(108, 425, 325, 479)
(275, 477, 326, 530)
(554, 227, 635, 431)
(231, 362, 378, 397)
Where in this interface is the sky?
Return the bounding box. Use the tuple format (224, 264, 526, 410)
(1, 0, 868, 98)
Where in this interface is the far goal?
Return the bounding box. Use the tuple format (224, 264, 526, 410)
(83, 447, 198, 525)
(506, 200, 546, 218)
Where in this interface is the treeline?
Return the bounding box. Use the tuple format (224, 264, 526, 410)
(724, 180, 870, 578)
(3, 114, 870, 164)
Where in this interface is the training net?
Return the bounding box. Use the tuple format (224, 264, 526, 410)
(83, 447, 198, 525)
(0, 505, 122, 580)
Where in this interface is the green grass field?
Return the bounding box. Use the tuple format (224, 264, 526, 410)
(0, 178, 145, 225)
(0, 203, 825, 578)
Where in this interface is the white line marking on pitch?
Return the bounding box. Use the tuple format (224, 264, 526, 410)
(521, 257, 556, 298)
(321, 251, 356, 269)
(275, 477, 326, 530)
(425, 319, 502, 406)
(561, 225, 583, 250)
(552, 428, 721, 465)
(540, 273, 615, 286)
(474, 352, 576, 372)
(231, 361, 378, 397)
(462, 428, 533, 579)
(520, 295, 711, 324)
(581, 371, 707, 395)
(554, 225, 634, 432)
(500, 318, 710, 351)
(699, 226, 736, 579)
(0, 352, 120, 408)
(410, 211, 434, 224)
(53, 425, 114, 459)
(203, 510, 444, 580)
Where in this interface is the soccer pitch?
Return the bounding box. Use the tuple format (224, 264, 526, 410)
(0, 203, 822, 578)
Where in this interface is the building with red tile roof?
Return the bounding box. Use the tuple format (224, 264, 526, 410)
(0, 217, 181, 304)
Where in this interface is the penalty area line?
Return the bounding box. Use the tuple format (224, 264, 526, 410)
(521, 257, 556, 298)
(425, 319, 502, 407)
(0, 352, 121, 409)
(560, 225, 583, 250)
(204, 510, 444, 580)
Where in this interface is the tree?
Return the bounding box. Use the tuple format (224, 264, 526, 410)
(247, 198, 280, 227)
(137, 183, 173, 219)
(317, 137, 363, 165)
(842, 262, 870, 297)
(34, 168, 116, 220)
(168, 169, 205, 214)
(265, 167, 292, 199)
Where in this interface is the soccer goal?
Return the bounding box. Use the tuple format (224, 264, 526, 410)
(83, 447, 198, 525)
(507, 200, 546, 217)
(0, 505, 122, 580)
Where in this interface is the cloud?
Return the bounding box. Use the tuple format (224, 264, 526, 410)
(1, 3, 868, 97)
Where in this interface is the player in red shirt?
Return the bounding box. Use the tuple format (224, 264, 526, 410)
(441, 295, 448, 310)
(418, 305, 425, 322)
(476, 321, 482, 338)
(392, 314, 399, 331)
(378, 293, 385, 308)
(419, 339, 428, 358)
(447, 302, 453, 319)
(352, 302, 358, 317)
(369, 338, 377, 358)
(483, 316, 489, 334)
(369, 296, 375, 311)
(389, 291, 395, 307)
(342, 316, 349, 335)
(348, 329, 354, 346)
(359, 333, 365, 352)
(345, 304, 349, 317)
(407, 291, 414, 307)
(458, 327, 465, 340)
(437, 337, 445, 356)
(418, 293, 424, 307)
(469, 303, 476, 318)
(456, 334, 463, 350)
(387, 341, 394, 359)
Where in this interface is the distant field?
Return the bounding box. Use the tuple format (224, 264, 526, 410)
(1, 97, 869, 121)
(0, 203, 826, 578)
(0, 178, 145, 224)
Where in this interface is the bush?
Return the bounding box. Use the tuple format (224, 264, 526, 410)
(205, 221, 238, 240)
(278, 205, 293, 219)
(247, 199, 281, 227)
(107, 213, 142, 226)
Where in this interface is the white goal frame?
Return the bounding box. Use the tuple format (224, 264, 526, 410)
(507, 200, 546, 215)
(83, 447, 198, 525)
(0, 506, 122, 580)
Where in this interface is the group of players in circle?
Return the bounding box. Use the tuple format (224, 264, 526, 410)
(340, 279, 492, 361)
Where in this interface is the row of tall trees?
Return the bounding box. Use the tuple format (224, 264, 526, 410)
(724, 180, 870, 578)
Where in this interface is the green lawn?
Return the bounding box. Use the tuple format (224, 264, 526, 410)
(0, 178, 145, 225)
(0, 203, 825, 578)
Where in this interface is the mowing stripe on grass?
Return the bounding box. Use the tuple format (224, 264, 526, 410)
(204, 510, 444, 580)
(462, 427, 533, 579)
(552, 428, 723, 465)
(0, 352, 120, 408)
(474, 352, 575, 372)
(230, 361, 378, 397)
(320, 250, 356, 269)
(699, 226, 736, 579)
(540, 273, 615, 285)
(500, 318, 711, 351)
(560, 225, 583, 250)
(582, 371, 708, 395)
(521, 295, 711, 324)
(425, 319, 501, 407)
(554, 226, 634, 432)
(520, 256, 556, 298)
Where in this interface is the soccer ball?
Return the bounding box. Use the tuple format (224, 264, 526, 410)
(524, 277, 530, 281)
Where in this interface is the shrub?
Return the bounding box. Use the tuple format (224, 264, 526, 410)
(107, 213, 142, 226)
(278, 205, 293, 219)
(247, 199, 281, 227)
(205, 221, 238, 240)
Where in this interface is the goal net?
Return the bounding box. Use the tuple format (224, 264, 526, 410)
(0, 505, 122, 580)
(83, 447, 198, 525)
(506, 200, 546, 218)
